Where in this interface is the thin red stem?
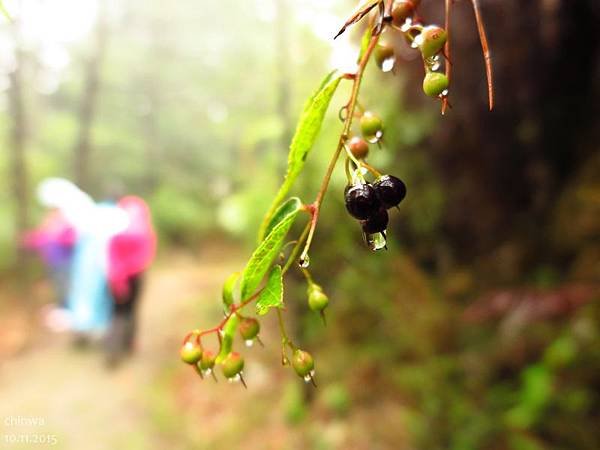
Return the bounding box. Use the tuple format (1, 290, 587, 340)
(299, 31, 382, 262)
(441, 0, 452, 115)
(470, 0, 494, 110)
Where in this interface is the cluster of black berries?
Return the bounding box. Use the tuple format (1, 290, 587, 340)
(344, 175, 407, 239)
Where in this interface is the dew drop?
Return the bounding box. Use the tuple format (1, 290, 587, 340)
(366, 130, 384, 144)
(245, 339, 254, 348)
(381, 56, 395, 73)
(202, 368, 212, 377)
(228, 373, 241, 384)
(413, 34, 424, 48)
(303, 374, 312, 383)
(366, 232, 387, 251)
(441, 89, 449, 97)
(400, 19, 412, 32)
(298, 255, 310, 268)
(431, 61, 440, 71)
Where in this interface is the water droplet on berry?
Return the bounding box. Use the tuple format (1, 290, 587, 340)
(303, 374, 312, 383)
(366, 130, 384, 144)
(202, 368, 212, 377)
(366, 232, 387, 251)
(441, 89, 449, 97)
(431, 61, 440, 71)
(299, 255, 310, 268)
(245, 339, 254, 348)
(381, 56, 395, 72)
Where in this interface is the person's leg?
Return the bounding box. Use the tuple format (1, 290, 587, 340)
(124, 275, 143, 352)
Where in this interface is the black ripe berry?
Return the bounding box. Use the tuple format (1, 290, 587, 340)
(344, 183, 380, 220)
(373, 175, 407, 209)
(361, 207, 389, 234)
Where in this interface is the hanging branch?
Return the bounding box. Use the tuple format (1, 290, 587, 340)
(470, 0, 494, 110)
(441, 0, 453, 115)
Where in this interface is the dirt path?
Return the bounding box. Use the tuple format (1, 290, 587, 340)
(0, 246, 247, 450)
(0, 244, 408, 450)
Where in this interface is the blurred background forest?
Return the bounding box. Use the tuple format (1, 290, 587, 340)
(0, 0, 599, 449)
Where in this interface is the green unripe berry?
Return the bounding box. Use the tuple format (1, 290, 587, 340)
(360, 111, 384, 144)
(308, 285, 329, 312)
(422, 72, 449, 97)
(221, 352, 245, 379)
(374, 43, 395, 72)
(292, 349, 315, 378)
(417, 25, 447, 59)
(239, 317, 260, 341)
(199, 349, 216, 371)
(180, 341, 202, 365)
(348, 136, 369, 159)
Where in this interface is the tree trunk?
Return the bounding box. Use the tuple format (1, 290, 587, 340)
(73, 0, 109, 191)
(8, 18, 28, 267)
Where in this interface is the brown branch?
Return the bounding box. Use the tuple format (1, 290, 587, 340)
(470, 0, 494, 111)
(441, 0, 452, 115)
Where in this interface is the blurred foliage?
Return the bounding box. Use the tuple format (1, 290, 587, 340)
(0, 0, 598, 449)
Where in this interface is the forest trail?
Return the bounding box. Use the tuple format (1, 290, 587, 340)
(0, 244, 256, 450)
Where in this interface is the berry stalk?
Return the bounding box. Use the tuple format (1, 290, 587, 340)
(299, 31, 382, 264)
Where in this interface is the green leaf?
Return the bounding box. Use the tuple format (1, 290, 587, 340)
(258, 71, 342, 241)
(256, 265, 284, 316)
(241, 201, 299, 299)
(215, 313, 240, 364)
(357, 23, 373, 63)
(263, 197, 302, 242)
(222, 272, 240, 312)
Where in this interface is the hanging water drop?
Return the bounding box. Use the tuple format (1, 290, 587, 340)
(303, 374, 312, 383)
(431, 61, 440, 71)
(245, 339, 254, 348)
(298, 254, 310, 268)
(366, 232, 387, 251)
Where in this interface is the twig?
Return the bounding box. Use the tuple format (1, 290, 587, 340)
(470, 0, 494, 110)
(441, 0, 452, 115)
(299, 31, 382, 263)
